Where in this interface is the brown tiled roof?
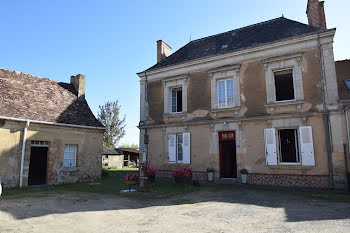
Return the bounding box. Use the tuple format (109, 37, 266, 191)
(0, 68, 104, 128)
(117, 148, 139, 154)
(336, 60, 350, 101)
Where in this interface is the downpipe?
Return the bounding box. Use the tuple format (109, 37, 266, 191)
(20, 120, 30, 188)
(317, 33, 334, 189)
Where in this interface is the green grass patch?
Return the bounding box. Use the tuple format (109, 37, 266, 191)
(2, 169, 350, 203)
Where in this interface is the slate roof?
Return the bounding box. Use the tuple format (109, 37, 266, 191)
(117, 148, 139, 154)
(0, 68, 104, 128)
(103, 148, 122, 155)
(145, 17, 322, 72)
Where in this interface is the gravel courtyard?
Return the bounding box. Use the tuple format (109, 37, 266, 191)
(1, 188, 350, 233)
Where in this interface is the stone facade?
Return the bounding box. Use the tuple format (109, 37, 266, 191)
(0, 120, 103, 188)
(139, 10, 348, 189)
(247, 174, 329, 189)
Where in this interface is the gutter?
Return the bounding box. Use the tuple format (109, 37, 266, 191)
(19, 120, 30, 188)
(317, 33, 334, 189)
(0, 116, 106, 130)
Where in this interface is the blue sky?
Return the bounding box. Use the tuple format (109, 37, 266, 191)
(1, 0, 349, 146)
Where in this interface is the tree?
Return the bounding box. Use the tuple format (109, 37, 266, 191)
(98, 100, 126, 148)
(118, 143, 139, 149)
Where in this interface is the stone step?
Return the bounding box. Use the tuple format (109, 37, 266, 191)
(216, 178, 238, 184)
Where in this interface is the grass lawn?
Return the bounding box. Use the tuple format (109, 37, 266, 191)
(2, 168, 201, 199)
(2, 168, 350, 202)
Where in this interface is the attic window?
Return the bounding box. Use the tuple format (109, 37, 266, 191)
(221, 45, 228, 49)
(344, 79, 350, 90)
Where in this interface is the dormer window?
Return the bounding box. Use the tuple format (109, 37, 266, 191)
(344, 79, 350, 90)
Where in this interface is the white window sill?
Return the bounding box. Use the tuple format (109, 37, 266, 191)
(212, 106, 240, 113)
(267, 165, 313, 170)
(164, 112, 187, 116)
(266, 100, 304, 107)
(63, 167, 79, 171)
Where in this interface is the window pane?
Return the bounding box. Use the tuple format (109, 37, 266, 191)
(274, 69, 294, 101)
(279, 129, 298, 163)
(177, 89, 182, 112)
(177, 134, 183, 161)
(218, 81, 226, 107)
(171, 89, 177, 112)
(64, 145, 77, 167)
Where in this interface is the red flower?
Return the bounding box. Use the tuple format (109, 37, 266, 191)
(147, 168, 157, 176)
(125, 173, 139, 181)
(172, 168, 192, 178)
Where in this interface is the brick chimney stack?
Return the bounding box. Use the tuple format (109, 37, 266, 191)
(70, 74, 86, 99)
(157, 40, 172, 63)
(306, 0, 327, 29)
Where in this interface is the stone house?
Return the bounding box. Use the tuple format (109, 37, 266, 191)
(138, 0, 349, 189)
(0, 68, 104, 188)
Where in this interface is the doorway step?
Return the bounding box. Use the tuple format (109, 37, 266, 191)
(216, 178, 238, 184)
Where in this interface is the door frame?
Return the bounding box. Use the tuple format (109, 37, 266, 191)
(218, 131, 236, 178)
(28, 143, 49, 186)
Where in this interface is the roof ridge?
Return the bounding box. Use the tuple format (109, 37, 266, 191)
(190, 17, 285, 44)
(0, 67, 69, 85)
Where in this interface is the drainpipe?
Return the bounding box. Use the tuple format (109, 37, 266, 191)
(19, 120, 30, 188)
(317, 33, 334, 189)
(143, 71, 149, 164)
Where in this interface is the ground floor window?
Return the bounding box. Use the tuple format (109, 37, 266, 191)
(64, 144, 77, 167)
(278, 129, 300, 164)
(168, 133, 190, 164)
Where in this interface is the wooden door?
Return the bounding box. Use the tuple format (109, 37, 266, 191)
(219, 132, 237, 178)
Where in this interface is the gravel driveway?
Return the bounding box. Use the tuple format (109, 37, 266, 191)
(1, 188, 350, 233)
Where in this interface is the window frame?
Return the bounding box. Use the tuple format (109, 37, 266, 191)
(277, 128, 301, 166)
(217, 78, 234, 109)
(273, 68, 296, 103)
(64, 144, 78, 168)
(162, 75, 188, 115)
(170, 87, 183, 114)
(262, 53, 304, 105)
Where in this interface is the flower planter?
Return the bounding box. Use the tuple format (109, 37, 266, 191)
(174, 176, 192, 184)
(207, 172, 214, 182)
(126, 180, 138, 186)
(148, 175, 156, 183)
(241, 174, 247, 184)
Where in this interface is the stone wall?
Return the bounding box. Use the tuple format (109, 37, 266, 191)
(247, 174, 329, 189)
(0, 120, 103, 188)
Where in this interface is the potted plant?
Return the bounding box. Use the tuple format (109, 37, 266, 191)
(206, 168, 214, 182)
(125, 173, 139, 191)
(240, 169, 248, 184)
(147, 168, 157, 183)
(172, 168, 192, 184)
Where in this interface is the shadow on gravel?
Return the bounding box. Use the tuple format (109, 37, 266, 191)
(1, 186, 349, 222)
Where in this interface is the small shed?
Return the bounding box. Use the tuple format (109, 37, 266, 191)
(102, 148, 122, 168)
(116, 148, 139, 168)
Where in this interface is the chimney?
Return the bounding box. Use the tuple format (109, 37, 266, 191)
(70, 74, 86, 99)
(157, 40, 172, 63)
(306, 0, 327, 29)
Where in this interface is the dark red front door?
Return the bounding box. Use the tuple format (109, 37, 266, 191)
(219, 132, 237, 178)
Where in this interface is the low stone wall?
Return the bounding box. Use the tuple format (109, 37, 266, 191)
(157, 170, 207, 181)
(247, 173, 330, 189)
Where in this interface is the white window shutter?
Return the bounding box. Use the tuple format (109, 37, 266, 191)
(168, 134, 176, 163)
(182, 133, 191, 164)
(264, 128, 277, 166)
(299, 126, 315, 166)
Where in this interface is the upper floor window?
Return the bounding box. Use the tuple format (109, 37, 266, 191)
(274, 69, 295, 102)
(344, 79, 350, 90)
(209, 65, 241, 110)
(218, 79, 234, 108)
(162, 75, 188, 115)
(171, 88, 183, 113)
(262, 53, 304, 104)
